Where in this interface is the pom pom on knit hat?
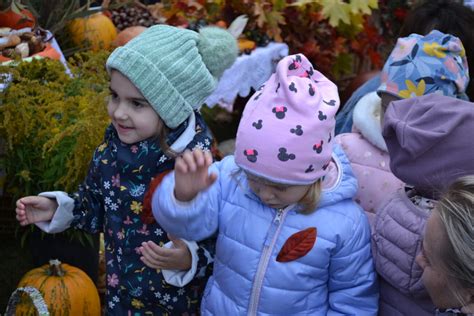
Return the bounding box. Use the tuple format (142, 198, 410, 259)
(198, 26, 237, 79)
(106, 25, 238, 129)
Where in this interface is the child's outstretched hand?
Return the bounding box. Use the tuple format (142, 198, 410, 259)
(15, 196, 57, 226)
(174, 149, 217, 202)
(140, 234, 192, 271)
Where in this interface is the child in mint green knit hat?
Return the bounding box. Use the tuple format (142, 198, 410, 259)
(15, 24, 237, 314)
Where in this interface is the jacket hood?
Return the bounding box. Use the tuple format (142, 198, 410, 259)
(353, 91, 387, 152)
(319, 144, 358, 208)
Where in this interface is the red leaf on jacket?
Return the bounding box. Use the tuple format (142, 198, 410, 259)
(276, 227, 317, 263)
(141, 170, 171, 224)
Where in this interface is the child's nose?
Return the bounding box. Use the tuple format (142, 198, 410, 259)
(258, 186, 274, 201)
(113, 102, 128, 120)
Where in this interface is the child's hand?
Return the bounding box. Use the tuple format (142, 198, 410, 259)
(15, 196, 57, 226)
(174, 149, 217, 202)
(140, 234, 192, 271)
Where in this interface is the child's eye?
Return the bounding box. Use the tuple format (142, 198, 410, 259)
(132, 100, 146, 108)
(274, 186, 287, 192)
(109, 92, 119, 102)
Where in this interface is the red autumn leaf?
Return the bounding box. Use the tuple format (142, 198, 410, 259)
(141, 170, 171, 224)
(276, 227, 317, 263)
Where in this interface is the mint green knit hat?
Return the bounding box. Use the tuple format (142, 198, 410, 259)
(106, 25, 238, 128)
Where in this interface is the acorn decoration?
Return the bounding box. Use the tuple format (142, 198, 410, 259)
(0, 27, 47, 60)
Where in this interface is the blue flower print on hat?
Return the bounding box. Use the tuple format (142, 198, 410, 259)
(377, 30, 469, 100)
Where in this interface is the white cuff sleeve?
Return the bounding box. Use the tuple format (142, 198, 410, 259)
(161, 239, 199, 287)
(35, 191, 75, 234)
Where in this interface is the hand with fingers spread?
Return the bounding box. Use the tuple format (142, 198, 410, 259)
(15, 196, 57, 226)
(174, 149, 217, 202)
(140, 234, 192, 270)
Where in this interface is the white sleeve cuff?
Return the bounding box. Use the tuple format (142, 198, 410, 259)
(172, 190, 202, 207)
(35, 191, 75, 234)
(161, 239, 199, 287)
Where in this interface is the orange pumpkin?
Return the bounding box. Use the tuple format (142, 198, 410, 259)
(68, 12, 117, 51)
(14, 259, 101, 316)
(112, 25, 147, 47)
(0, 0, 36, 29)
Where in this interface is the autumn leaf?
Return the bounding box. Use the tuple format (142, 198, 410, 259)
(348, 12, 365, 31)
(320, 0, 350, 27)
(288, 0, 317, 7)
(265, 10, 286, 42)
(252, 1, 286, 42)
(349, 0, 378, 15)
(276, 227, 317, 263)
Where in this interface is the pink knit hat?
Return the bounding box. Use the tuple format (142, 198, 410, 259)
(234, 54, 339, 185)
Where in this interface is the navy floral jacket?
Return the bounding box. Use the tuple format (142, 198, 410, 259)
(70, 112, 215, 315)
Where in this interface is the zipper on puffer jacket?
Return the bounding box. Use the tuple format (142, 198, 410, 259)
(247, 205, 291, 316)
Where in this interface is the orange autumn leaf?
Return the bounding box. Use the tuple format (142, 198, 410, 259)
(276, 227, 317, 263)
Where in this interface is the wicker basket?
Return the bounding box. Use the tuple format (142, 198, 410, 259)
(5, 286, 49, 316)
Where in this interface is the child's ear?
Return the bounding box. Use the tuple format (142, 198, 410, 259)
(460, 289, 474, 314)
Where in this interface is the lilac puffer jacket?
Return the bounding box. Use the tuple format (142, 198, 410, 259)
(373, 188, 435, 315)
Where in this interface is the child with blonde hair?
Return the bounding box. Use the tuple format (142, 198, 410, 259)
(15, 24, 237, 314)
(417, 175, 474, 315)
(152, 54, 378, 315)
(375, 93, 474, 315)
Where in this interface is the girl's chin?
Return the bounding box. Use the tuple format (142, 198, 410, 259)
(116, 133, 139, 145)
(267, 203, 284, 209)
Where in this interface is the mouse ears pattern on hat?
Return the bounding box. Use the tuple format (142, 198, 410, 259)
(234, 54, 339, 185)
(377, 30, 469, 100)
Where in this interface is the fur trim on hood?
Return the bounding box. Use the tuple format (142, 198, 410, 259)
(352, 91, 387, 152)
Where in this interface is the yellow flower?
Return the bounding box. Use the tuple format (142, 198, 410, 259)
(19, 170, 31, 181)
(131, 298, 144, 309)
(460, 44, 466, 58)
(399, 79, 426, 99)
(423, 42, 447, 58)
(98, 143, 107, 152)
(131, 201, 143, 214)
(51, 127, 60, 135)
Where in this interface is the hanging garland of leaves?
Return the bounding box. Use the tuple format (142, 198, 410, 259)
(145, 0, 410, 81)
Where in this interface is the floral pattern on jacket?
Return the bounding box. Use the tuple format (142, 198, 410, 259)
(69, 112, 215, 315)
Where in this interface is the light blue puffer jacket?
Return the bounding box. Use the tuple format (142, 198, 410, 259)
(153, 146, 378, 315)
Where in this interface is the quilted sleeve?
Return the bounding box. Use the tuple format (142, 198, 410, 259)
(327, 208, 379, 315)
(152, 160, 224, 242)
(372, 191, 428, 296)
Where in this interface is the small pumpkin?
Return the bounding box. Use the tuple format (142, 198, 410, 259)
(215, 20, 227, 28)
(238, 38, 256, 52)
(112, 25, 147, 47)
(0, 0, 36, 29)
(68, 12, 117, 51)
(14, 259, 101, 316)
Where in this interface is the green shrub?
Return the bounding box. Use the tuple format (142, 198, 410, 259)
(0, 51, 111, 198)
